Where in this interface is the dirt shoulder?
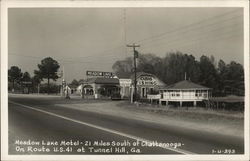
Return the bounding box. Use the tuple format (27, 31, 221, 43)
(56, 100, 244, 140)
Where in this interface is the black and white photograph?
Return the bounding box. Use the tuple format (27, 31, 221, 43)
(1, 1, 249, 161)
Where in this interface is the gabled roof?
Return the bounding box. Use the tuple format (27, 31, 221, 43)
(163, 80, 210, 90)
(86, 77, 119, 84)
(130, 72, 166, 86)
(68, 84, 78, 88)
(117, 72, 156, 80)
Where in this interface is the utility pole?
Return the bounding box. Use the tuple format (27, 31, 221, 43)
(127, 43, 140, 102)
(61, 66, 66, 97)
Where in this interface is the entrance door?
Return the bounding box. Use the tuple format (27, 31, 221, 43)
(142, 87, 147, 98)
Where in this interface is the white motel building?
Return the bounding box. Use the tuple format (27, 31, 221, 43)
(159, 80, 212, 107)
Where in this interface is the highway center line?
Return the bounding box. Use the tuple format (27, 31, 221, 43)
(9, 101, 195, 155)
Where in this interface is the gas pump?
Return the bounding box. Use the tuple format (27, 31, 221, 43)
(61, 79, 66, 97)
(65, 84, 71, 99)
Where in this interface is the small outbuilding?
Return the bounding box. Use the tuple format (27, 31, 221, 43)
(159, 80, 212, 107)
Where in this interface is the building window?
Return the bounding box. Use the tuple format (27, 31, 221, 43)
(195, 90, 203, 97)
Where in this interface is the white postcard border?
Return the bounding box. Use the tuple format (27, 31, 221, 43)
(1, 1, 249, 161)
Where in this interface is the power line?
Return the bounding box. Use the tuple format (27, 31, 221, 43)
(48, 13, 241, 63)
(140, 21, 242, 51)
(9, 9, 243, 67)
(146, 31, 242, 56)
(27, 9, 242, 63)
(139, 14, 242, 47)
(66, 9, 242, 61)
(135, 9, 242, 44)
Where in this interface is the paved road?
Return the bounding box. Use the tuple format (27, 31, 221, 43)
(8, 94, 244, 155)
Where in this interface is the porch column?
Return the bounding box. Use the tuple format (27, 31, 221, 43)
(180, 101, 183, 107)
(194, 101, 197, 107)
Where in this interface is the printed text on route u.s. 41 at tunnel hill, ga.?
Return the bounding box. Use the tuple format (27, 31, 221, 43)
(13, 139, 184, 154)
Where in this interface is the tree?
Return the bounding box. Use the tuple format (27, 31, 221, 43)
(112, 57, 133, 78)
(137, 53, 162, 75)
(78, 79, 85, 84)
(8, 66, 23, 92)
(70, 79, 79, 88)
(210, 55, 217, 68)
(199, 55, 219, 92)
(217, 60, 227, 94)
(112, 53, 163, 79)
(32, 74, 42, 94)
(112, 51, 201, 85)
(21, 72, 31, 82)
(224, 61, 244, 95)
(35, 57, 60, 94)
(32, 74, 42, 85)
(218, 59, 226, 74)
(161, 52, 201, 84)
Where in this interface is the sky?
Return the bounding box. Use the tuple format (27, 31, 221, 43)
(8, 7, 244, 83)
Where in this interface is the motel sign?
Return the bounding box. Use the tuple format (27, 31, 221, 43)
(86, 71, 115, 78)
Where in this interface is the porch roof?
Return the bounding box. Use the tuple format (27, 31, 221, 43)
(86, 77, 119, 85)
(161, 80, 210, 90)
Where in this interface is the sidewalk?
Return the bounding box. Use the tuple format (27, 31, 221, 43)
(56, 100, 244, 140)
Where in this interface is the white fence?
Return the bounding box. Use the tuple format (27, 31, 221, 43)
(147, 94, 161, 100)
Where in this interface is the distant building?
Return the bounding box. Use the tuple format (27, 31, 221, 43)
(119, 78, 132, 99)
(21, 81, 33, 94)
(80, 77, 120, 99)
(130, 72, 165, 99)
(78, 71, 165, 100)
(159, 80, 212, 106)
(116, 72, 165, 100)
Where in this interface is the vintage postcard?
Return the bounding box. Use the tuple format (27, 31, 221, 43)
(1, 0, 249, 161)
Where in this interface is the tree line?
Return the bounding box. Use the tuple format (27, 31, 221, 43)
(8, 57, 60, 94)
(8, 51, 244, 96)
(112, 51, 244, 96)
